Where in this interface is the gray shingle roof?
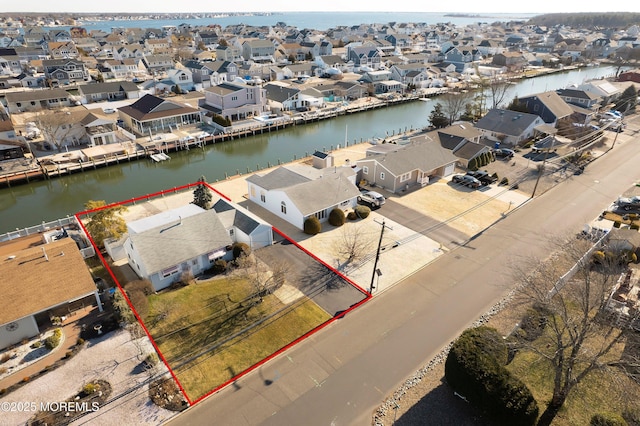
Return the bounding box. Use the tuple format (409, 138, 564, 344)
(282, 169, 360, 216)
(475, 109, 542, 136)
(129, 209, 232, 275)
(246, 166, 310, 190)
(364, 141, 458, 176)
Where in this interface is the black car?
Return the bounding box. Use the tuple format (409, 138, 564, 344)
(451, 174, 481, 188)
(494, 148, 515, 159)
(466, 170, 497, 186)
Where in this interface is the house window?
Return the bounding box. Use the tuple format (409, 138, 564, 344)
(162, 265, 180, 278)
(250, 186, 256, 197)
(281, 201, 287, 214)
(314, 210, 326, 220)
(380, 172, 385, 180)
(260, 191, 266, 202)
(192, 259, 198, 266)
(363, 166, 369, 174)
(400, 172, 411, 182)
(229, 228, 235, 237)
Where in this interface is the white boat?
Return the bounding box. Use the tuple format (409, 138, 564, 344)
(150, 152, 171, 162)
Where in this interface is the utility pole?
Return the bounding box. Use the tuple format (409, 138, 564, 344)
(369, 219, 391, 294)
(531, 136, 556, 198)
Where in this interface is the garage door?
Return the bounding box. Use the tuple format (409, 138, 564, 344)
(443, 163, 455, 176)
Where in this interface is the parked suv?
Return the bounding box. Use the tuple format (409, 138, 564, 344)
(493, 148, 515, 159)
(451, 174, 481, 189)
(466, 170, 497, 186)
(358, 191, 386, 207)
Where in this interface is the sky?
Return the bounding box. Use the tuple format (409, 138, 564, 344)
(3, 1, 640, 14)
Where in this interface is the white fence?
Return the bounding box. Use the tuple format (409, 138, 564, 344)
(0, 216, 77, 243)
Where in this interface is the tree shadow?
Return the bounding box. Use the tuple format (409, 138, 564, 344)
(393, 379, 493, 426)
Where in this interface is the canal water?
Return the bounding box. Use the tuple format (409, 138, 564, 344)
(0, 65, 623, 233)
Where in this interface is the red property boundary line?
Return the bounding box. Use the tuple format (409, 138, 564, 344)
(75, 182, 371, 407)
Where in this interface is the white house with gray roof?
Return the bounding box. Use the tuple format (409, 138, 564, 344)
(123, 201, 272, 291)
(246, 165, 361, 230)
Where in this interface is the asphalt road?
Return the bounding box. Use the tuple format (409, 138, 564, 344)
(165, 117, 640, 426)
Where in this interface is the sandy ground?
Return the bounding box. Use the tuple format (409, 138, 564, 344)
(0, 328, 177, 426)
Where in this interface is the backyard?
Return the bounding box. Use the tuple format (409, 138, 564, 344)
(143, 274, 332, 401)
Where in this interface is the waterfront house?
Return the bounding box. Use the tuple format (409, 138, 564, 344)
(475, 109, 546, 146)
(517, 91, 574, 125)
(202, 81, 267, 122)
(122, 202, 272, 291)
(0, 235, 101, 351)
(246, 164, 361, 230)
(118, 94, 202, 136)
(556, 88, 601, 110)
(5, 88, 72, 113)
(491, 51, 527, 72)
(356, 140, 458, 193)
(315, 55, 352, 74)
(78, 81, 140, 104)
(577, 80, 621, 105)
(264, 82, 301, 111)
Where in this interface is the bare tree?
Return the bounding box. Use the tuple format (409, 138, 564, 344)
(332, 224, 375, 266)
(441, 91, 474, 125)
(236, 252, 290, 301)
(33, 109, 76, 152)
(487, 77, 511, 110)
(511, 236, 639, 426)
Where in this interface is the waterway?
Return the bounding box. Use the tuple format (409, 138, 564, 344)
(0, 65, 624, 233)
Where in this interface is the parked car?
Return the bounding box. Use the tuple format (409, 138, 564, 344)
(493, 148, 515, 159)
(466, 170, 497, 186)
(452, 174, 481, 189)
(357, 191, 386, 207)
(616, 195, 640, 211)
(103, 108, 116, 114)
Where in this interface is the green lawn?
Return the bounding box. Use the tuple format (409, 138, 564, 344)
(144, 276, 331, 401)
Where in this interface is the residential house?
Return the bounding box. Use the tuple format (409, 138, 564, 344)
(166, 68, 194, 92)
(556, 88, 601, 110)
(0, 113, 17, 141)
(577, 79, 621, 105)
(47, 41, 79, 59)
(475, 109, 546, 146)
(310, 80, 367, 101)
(518, 91, 574, 125)
(442, 46, 482, 73)
(315, 55, 352, 74)
(0, 48, 24, 76)
(346, 45, 381, 70)
(5, 88, 72, 113)
(492, 51, 527, 72)
(42, 58, 90, 85)
(118, 94, 202, 136)
(78, 81, 141, 103)
(215, 44, 243, 62)
(144, 37, 171, 54)
(0, 141, 23, 160)
(246, 164, 361, 230)
(476, 39, 504, 56)
(242, 39, 276, 63)
(142, 54, 174, 72)
(357, 140, 458, 192)
(102, 58, 148, 80)
(202, 81, 267, 122)
(264, 82, 301, 111)
(123, 202, 272, 291)
(0, 235, 101, 351)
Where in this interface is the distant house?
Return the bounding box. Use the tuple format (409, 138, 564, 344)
(264, 82, 301, 111)
(246, 164, 361, 230)
(346, 45, 381, 70)
(5, 88, 72, 113)
(356, 140, 458, 193)
(517, 91, 573, 125)
(78, 81, 141, 103)
(491, 51, 527, 72)
(475, 109, 546, 146)
(142, 54, 174, 72)
(123, 202, 272, 291)
(0, 235, 101, 351)
(242, 39, 276, 63)
(202, 81, 267, 122)
(118, 94, 202, 136)
(42, 58, 90, 85)
(47, 41, 79, 59)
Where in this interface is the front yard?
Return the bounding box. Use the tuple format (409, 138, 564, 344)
(144, 275, 331, 401)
